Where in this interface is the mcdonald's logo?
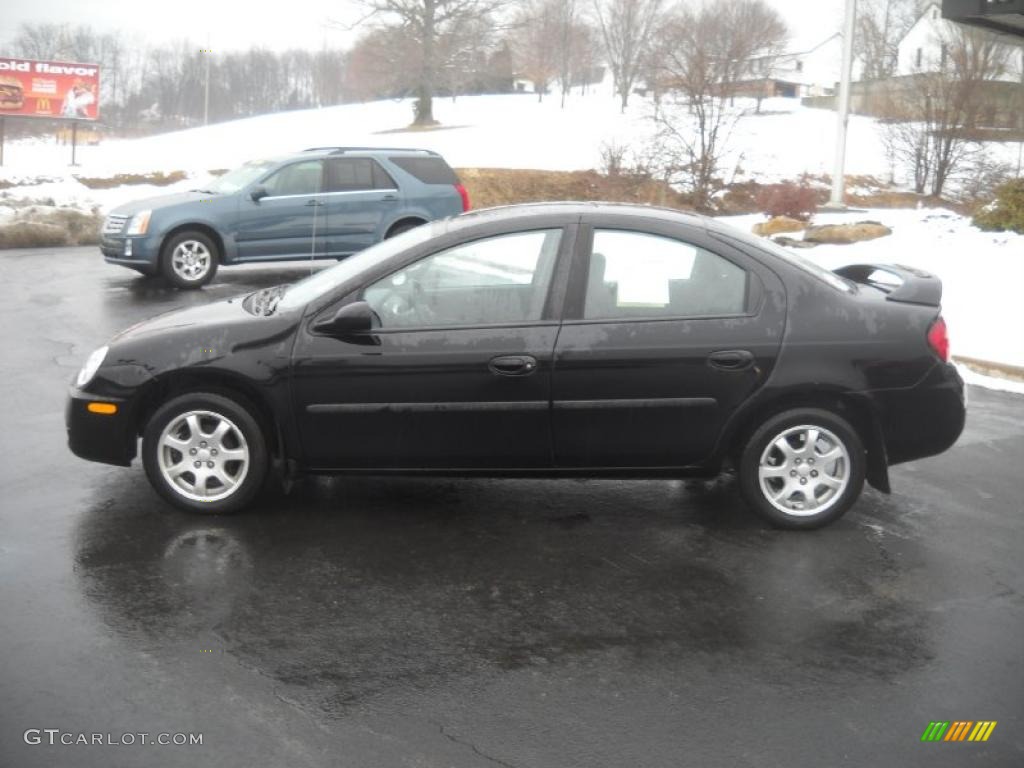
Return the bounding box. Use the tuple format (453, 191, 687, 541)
(36, 97, 52, 113)
(921, 721, 997, 742)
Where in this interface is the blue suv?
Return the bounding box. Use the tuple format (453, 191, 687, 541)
(100, 147, 470, 288)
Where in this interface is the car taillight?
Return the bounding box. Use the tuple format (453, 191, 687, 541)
(454, 183, 470, 212)
(927, 316, 950, 362)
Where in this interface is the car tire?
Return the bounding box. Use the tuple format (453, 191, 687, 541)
(160, 230, 219, 289)
(738, 408, 865, 530)
(385, 220, 424, 239)
(142, 392, 268, 514)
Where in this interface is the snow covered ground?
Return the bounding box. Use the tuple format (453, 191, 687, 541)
(4, 91, 1019, 212)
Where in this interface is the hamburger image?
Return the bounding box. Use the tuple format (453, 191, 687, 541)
(0, 76, 24, 110)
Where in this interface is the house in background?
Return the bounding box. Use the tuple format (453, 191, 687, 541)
(898, 2, 1024, 80)
(734, 33, 856, 100)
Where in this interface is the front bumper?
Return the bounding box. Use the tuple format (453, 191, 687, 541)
(100, 234, 161, 274)
(66, 391, 137, 467)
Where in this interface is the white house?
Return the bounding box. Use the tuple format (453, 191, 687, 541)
(897, 2, 1024, 80)
(745, 33, 864, 99)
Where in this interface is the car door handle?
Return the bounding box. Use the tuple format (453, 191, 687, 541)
(489, 355, 538, 377)
(381, 193, 398, 201)
(708, 350, 755, 371)
(305, 199, 324, 207)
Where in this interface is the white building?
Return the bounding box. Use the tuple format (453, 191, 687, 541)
(897, 2, 1024, 81)
(745, 33, 864, 99)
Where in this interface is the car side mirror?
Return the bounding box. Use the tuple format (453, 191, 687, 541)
(313, 301, 379, 337)
(250, 185, 268, 202)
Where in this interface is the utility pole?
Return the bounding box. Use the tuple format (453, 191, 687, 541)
(203, 36, 211, 126)
(827, 0, 858, 210)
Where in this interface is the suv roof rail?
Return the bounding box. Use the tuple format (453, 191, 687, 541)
(301, 146, 439, 156)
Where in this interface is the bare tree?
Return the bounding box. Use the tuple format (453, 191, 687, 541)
(885, 26, 1013, 196)
(648, 0, 788, 210)
(593, 0, 663, 112)
(855, 0, 918, 81)
(511, 0, 562, 101)
(355, 0, 507, 126)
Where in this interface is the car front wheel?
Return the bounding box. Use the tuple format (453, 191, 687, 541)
(160, 230, 219, 289)
(142, 392, 268, 513)
(738, 408, 865, 529)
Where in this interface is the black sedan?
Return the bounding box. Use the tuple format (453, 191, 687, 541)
(66, 203, 965, 529)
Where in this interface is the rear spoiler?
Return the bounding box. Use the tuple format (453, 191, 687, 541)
(832, 264, 942, 307)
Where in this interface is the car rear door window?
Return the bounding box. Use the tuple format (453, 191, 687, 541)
(387, 156, 458, 185)
(364, 229, 562, 329)
(583, 230, 748, 320)
(262, 160, 323, 197)
(324, 158, 376, 192)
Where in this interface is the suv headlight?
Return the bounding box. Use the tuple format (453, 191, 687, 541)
(76, 345, 109, 387)
(125, 210, 151, 235)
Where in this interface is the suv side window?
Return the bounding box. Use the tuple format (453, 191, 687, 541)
(262, 160, 323, 197)
(583, 229, 748, 320)
(364, 229, 562, 329)
(324, 158, 376, 193)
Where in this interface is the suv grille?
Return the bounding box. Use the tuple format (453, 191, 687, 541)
(103, 214, 129, 235)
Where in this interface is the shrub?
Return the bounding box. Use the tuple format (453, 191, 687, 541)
(756, 182, 819, 222)
(974, 178, 1024, 234)
(0, 222, 71, 249)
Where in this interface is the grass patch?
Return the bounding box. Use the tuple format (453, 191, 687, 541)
(74, 171, 188, 189)
(457, 168, 690, 210)
(0, 208, 103, 249)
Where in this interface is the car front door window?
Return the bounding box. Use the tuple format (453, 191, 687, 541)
(364, 229, 562, 329)
(262, 160, 323, 197)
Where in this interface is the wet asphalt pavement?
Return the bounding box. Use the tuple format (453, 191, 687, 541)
(1, 246, 1022, 768)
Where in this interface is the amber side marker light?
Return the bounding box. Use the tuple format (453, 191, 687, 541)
(87, 402, 118, 415)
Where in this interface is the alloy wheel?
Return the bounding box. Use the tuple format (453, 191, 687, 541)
(157, 410, 250, 502)
(757, 424, 850, 516)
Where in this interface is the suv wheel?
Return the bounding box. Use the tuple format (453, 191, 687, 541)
(161, 230, 219, 289)
(142, 392, 268, 514)
(738, 408, 865, 529)
(385, 220, 424, 239)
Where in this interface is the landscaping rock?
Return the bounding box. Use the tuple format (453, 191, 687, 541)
(803, 221, 892, 245)
(772, 236, 818, 249)
(753, 216, 806, 236)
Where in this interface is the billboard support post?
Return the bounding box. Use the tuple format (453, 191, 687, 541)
(70, 120, 78, 166)
(0, 117, 4, 167)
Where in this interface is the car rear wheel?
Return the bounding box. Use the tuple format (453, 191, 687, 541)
(738, 408, 865, 529)
(160, 230, 219, 289)
(142, 392, 267, 514)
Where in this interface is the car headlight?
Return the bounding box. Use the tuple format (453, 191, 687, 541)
(125, 210, 151, 235)
(76, 345, 109, 387)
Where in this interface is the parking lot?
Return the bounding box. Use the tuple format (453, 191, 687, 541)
(1, 246, 1022, 767)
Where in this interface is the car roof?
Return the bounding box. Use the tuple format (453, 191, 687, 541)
(295, 147, 441, 158)
(453, 202, 708, 230)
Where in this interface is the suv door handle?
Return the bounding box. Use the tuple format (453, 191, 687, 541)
(489, 355, 538, 377)
(305, 199, 324, 207)
(381, 193, 398, 201)
(708, 350, 755, 371)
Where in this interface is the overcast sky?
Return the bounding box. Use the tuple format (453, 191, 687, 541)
(0, 0, 847, 56)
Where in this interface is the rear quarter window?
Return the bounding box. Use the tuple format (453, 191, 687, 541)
(388, 156, 458, 185)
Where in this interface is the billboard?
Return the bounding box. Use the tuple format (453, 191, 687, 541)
(0, 57, 100, 120)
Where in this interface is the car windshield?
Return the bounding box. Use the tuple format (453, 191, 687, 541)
(276, 220, 447, 310)
(205, 159, 278, 194)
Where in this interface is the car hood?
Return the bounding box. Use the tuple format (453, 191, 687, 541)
(112, 295, 254, 342)
(109, 190, 226, 217)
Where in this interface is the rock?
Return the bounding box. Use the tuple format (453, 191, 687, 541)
(803, 221, 892, 245)
(753, 216, 806, 236)
(772, 236, 818, 249)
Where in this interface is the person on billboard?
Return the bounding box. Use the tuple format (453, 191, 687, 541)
(61, 79, 95, 118)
